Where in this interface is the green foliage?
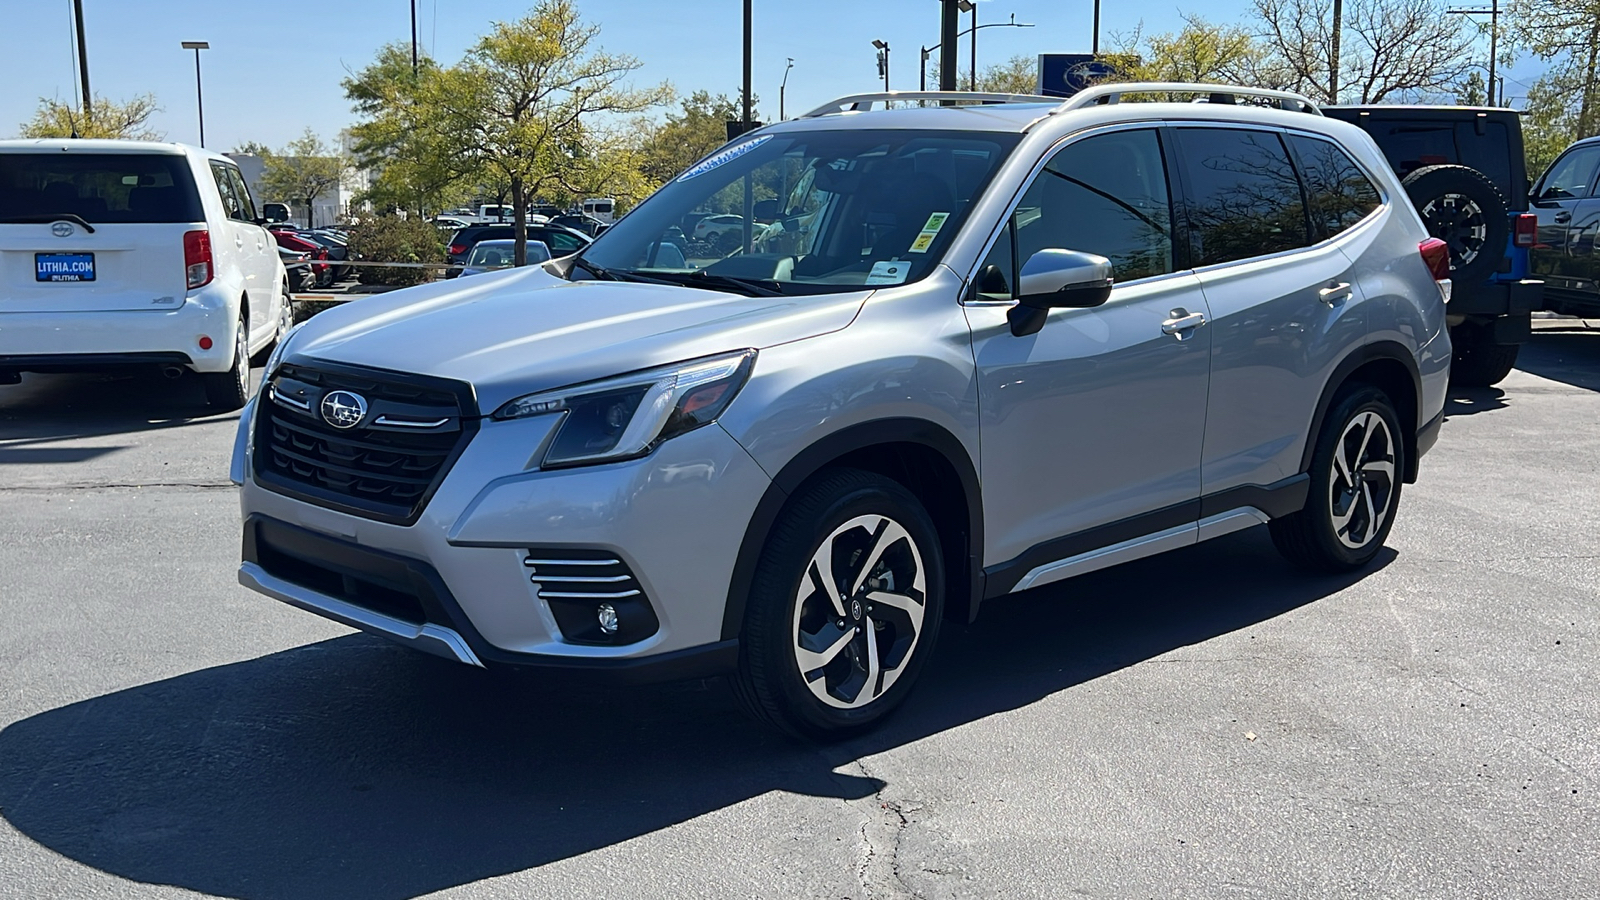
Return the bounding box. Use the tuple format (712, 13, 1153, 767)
(635, 91, 749, 189)
(1509, 0, 1600, 170)
(255, 129, 350, 228)
(345, 215, 445, 286)
(19, 94, 161, 140)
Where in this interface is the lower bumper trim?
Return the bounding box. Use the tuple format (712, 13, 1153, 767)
(0, 351, 193, 373)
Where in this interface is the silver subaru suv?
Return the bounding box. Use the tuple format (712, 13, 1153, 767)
(232, 83, 1451, 738)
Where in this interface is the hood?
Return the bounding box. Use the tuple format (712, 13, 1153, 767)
(283, 266, 868, 413)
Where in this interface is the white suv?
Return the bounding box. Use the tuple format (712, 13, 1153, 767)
(0, 140, 291, 409)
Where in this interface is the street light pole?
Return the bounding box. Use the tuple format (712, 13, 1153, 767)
(1092, 0, 1101, 55)
(72, 0, 91, 126)
(780, 57, 794, 120)
(181, 41, 210, 147)
(873, 40, 891, 92)
(969, 2, 977, 91)
(742, 0, 753, 127)
(410, 0, 418, 74)
(922, 17, 1034, 92)
(940, 0, 959, 91)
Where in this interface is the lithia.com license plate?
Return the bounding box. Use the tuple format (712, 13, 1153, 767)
(36, 252, 95, 282)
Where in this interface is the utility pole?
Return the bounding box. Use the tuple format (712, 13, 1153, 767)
(1449, 0, 1501, 105)
(1330, 0, 1342, 102)
(940, 0, 959, 91)
(72, 0, 91, 125)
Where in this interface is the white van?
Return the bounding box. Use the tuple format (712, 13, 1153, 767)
(580, 197, 615, 224)
(0, 140, 290, 410)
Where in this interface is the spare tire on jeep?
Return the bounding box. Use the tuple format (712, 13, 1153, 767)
(1402, 165, 1510, 285)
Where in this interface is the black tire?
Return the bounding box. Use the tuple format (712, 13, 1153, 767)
(1270, 385, 1405, 573)
(1402, 165, 1509, 285)
(1449, 323, 1520, 387)
(201, 309, 251, 412)
(732, 468, 944, 741)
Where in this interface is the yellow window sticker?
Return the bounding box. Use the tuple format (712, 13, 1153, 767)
(908, 211, 950, 253)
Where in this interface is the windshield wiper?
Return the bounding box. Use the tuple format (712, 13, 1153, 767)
(681, 270, 786, 297)
(0, 213, 97, 233)
(568, 256, 680, 287)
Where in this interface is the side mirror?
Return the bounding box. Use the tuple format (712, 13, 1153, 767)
(1007, 249, 1114, 337)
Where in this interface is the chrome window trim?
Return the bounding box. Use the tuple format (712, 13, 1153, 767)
(957, 121, 1183, 305)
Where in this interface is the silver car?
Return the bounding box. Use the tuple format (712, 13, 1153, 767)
(232, 83, 1451, 738)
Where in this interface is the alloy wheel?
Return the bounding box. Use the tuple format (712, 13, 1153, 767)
(792, 514, 927, 709)
(1419, 192, 1487, 269)
(1329, 410, 1396, 550)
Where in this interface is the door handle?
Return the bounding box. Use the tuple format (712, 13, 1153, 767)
(235, 233, 244, 249)
(1318, 282, 1353, 305)
(1161, 309, 1207, 339)
(1555, 211, 1572, 223)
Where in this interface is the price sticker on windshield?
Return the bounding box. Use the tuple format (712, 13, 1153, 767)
(866, 260, 911, 285)
(908, 211, 949, 253)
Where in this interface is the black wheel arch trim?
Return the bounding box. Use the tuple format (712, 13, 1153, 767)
(1301, 341, 1424, 484)
(719, 418, 986, 640)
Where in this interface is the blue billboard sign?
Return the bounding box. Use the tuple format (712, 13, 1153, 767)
(1037, 54, 1122, 98)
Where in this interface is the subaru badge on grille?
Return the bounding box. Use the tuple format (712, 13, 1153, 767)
(319, 390, 368, 429)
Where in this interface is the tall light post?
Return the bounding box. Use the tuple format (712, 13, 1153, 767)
(779, 57, 795, 120)
(920, 16, 1034, 92)
(73, 0, 91, 127)
(410, 0, 419, 75)
(180, 41, 210, 147)
(873, 39, 891, 91)
(958, 0, 976, 91)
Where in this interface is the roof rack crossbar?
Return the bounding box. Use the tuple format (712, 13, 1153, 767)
(800, 91, 1058, 119)
(1055, 82, 1323, 116)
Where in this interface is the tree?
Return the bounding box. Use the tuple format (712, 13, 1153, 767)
(635, 91, 746, 189)
(975, 55, 1040, 93)
(1255, 0, 1476, 103)
(257, 129, 350, 229)
(20, 94, 161, 140)
(1509, 0, 1600, 157)
(1116, 17, 1272, 85)
(344, 45, 470, 216)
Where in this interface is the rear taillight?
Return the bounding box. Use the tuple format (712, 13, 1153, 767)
(183, 230, 213, 289)
(448, 243, 467, 256)
(1513, 213, 1537, 248)
(1419, 237, 1451, 303)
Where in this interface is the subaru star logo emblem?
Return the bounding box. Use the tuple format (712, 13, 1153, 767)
(319, 390, 368, 429)
(51, 221, 74, 238)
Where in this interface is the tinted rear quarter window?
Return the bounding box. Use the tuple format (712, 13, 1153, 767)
(0, 152, 204, 223)
(1177, 128, 1310, 266)
(1288, 135, 1383, 238)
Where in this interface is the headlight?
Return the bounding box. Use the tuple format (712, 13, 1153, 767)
(495, 349, 756, 467)
(262, 321, 305, 377)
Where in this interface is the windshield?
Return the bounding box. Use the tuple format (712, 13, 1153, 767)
(467, 241, 516, 267)
(578, 129, 1021, 294)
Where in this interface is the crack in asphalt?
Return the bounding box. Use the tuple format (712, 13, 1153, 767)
(851, 758, 919, 900)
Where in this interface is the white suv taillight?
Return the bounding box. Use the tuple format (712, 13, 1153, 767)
(184, 229, 213, 289)
(1419, 237, 1451, 304)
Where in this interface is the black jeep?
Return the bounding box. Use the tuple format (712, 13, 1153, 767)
(1324, 106, 1544, 386)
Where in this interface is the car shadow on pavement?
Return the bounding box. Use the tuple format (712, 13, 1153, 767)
(0, 527, 1391, 900)
(1515, 331, 1600, 393)
(1442, 385, 1507, 418)
(0, 369, 260, 447)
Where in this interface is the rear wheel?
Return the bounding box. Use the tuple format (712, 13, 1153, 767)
(202, 309, 251, 412)
(733, 469, 943, 740)
(1271, 386, 1404, 572)
(1449, 323, 1520, 387)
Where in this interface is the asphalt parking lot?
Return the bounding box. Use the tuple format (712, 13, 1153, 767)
(1, 331, 1597, 900)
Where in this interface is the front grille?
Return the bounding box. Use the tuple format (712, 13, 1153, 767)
(524, 550, 659, 644)
(254, 362, 477, 524)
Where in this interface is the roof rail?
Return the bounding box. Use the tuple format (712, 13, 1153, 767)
(800, 90, 1058, 118)
(1057, 82, 1323, 115)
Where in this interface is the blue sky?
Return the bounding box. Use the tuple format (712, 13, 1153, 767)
(3, 0, 1530, 151)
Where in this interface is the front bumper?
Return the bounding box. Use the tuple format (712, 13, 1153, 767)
(236, 406, 773, 674)
(0, 285, 240, 373)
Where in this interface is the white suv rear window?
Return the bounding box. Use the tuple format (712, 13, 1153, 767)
(0, 153, 204, 224)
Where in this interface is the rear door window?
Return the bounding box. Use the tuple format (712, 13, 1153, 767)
(1176, 128, 1311, 266)
(0, 153, 203, 223)
(224, 166, 258, 222)
(1288, 134, 1383, 238)
(1534, 146, 1600, 201)
(210, 162, 247, 221)
(539, 230, 585, 253)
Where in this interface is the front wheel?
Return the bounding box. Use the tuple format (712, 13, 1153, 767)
(732, 469, 944, 740)
(1270, 386, 1404, 572)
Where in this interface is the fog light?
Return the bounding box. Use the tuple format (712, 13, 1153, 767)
(596, 602, 619, 635)
(198, 335, 213, 350)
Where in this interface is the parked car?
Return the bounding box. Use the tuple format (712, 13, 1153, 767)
(1323, 105, 1543, 386)
(459, 239, 551, 276)
(278, 246, 316, 293)
(234, 83, 1449, 738)
(0, 139, 290, 410)
(551, 213, 608, 237)
(444, 223, 590, 275)
(295, 229, 352, 282)
(271, 231, 333, 287)
(691, 213, 749, 251)
(1526, 135, 1600, 320)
